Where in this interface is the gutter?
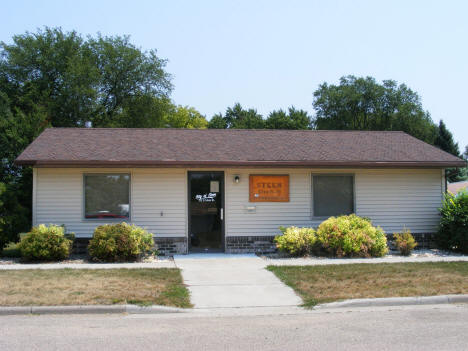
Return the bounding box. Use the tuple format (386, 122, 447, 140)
(14, 159, 468, 168)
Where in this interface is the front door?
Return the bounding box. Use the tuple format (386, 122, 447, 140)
(188, 171, 224, 252)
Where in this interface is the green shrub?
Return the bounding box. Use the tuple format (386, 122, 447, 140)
(393, 230, 417, 256)
(275, 226, 317, 256)
(315, 214, 388, 257)
(88, 223, 155, 262)
(18, 224, 73, 261)
(1, 242, 21, 258)
(437, 191, 468, 254)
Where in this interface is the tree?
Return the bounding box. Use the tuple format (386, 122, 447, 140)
(265, 107, 312, 129)
(208, 113, 228, 129)
(434, 120, 466, 182)
(434, 120, 460, 156)
(312, 76, 438, 144)
(164, 105, 208, 128)
(0, 27, 172, 129)
(87, 33, 172, 127)
(0, 93, 45, 247)
(0, 27, 174, 248)
(208, 103, 264, 129)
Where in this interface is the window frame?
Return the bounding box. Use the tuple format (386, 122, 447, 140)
(82, 173, 132, 222)
(310, 173, 355, 219)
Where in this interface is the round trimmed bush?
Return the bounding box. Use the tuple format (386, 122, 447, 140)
(275, 226, 317, 256)
(315, 214, 388, 257)
(19, 224, 73, 261)
(437, 191, 468, 254)
(88, 223, 155, 262)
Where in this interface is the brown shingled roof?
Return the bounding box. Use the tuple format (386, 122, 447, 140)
(15, 128, 466, 168)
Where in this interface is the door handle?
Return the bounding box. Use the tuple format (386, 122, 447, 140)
(220, 208, 223, 220)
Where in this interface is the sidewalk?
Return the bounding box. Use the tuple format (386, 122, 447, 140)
(262, 250, 468, 266)
(0, 260, 175, 270)
(173, 254, 302, 308)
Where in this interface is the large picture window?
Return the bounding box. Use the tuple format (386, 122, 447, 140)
(84, 174, 130, 220)
(312, 175, 354, 217)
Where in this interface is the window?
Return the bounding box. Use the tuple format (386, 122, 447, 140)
(312, 175, 354, 217)
(84, 174, 130, 220)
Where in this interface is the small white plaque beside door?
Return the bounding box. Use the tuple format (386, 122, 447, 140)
(210, 180, 219, 193)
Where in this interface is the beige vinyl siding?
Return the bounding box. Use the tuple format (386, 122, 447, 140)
(34, 167, 443, 240)
(225, 168, 443, 236)
(34, 168, 186, 238)
(131, 169, 186, 237)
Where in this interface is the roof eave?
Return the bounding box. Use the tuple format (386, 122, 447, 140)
(14, 159, 468, 168)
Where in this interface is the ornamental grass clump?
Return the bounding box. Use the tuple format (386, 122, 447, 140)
(88, 223, 155, 262)
(18, 224, 73, 261)
(315, 214, 388, 257)
(393, 230, 417, 256)
(274, 226, 317, 256)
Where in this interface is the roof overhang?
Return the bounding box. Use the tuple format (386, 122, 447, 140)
(14, 159, 468, 168)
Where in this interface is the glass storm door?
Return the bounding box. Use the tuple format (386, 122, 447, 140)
(188, 172, 224, 252)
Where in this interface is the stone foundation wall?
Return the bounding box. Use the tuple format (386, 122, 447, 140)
(225, 236, 277, 254)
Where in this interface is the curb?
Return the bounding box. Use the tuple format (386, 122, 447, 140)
(314, 294, 468, 310)
(0, 304, 188, 316)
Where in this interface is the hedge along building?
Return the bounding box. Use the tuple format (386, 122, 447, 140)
(15, 128, 466, 255)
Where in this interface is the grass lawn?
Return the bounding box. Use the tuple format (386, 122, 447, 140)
(268, 262, 468, 307)
(0, 268, 191, 308)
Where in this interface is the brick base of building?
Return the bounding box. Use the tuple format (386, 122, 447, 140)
(225, 236, 277, 254)
(73, 233, 437, 256)
(154, 237, 187, 255)
(225, 233, 438, 254)
(72, 237, 188, 256)
(386, 232, 437, 250)
(73, 238, 90, 255)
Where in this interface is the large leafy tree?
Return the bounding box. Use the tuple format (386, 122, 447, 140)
(265, 107, 311, 129)
(312, 76, 438, 144)
(164, 105, 208, 128)
(0, 27, 173, 128)
(208, 103, 264, 129)
(0, 27, 207, 247)
(0, 93, 46, 247)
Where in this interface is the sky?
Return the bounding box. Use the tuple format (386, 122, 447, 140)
(1, 0, 467, 149)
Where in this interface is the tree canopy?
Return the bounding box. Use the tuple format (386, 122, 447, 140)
(265, 107, 312, 130)
(208, 103, 312, 130)
(434, 120, 460, 157)
(312, 76, 438, 144)
(0, 27, 208, 247)
(0, 27, 174, 128)
(208, 103, 265, 129)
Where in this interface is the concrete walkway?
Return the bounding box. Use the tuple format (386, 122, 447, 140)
(173, 254, 302, 309)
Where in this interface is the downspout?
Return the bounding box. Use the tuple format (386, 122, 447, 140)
(444, 169, 448, 193)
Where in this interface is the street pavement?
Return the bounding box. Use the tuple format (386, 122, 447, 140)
(1, 304, 467, 350)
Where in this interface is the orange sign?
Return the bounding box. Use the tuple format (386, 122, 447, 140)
(249, 175, 289, 202)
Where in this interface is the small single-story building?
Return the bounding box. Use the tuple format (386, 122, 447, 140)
(15, 128, 466, 254)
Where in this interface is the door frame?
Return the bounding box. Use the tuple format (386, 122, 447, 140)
(187, 171, 225, 252)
